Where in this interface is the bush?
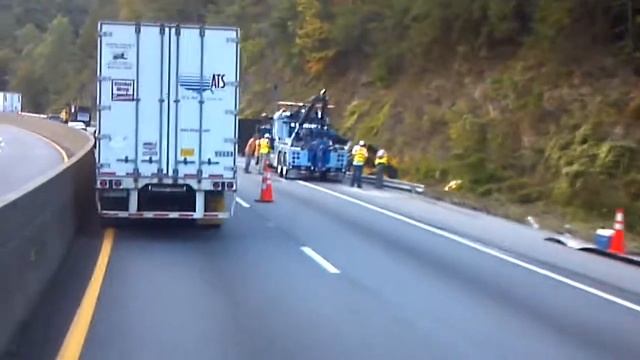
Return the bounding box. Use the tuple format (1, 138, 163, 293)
(623, 175, 640, 201)
(512, 187, 547, 204)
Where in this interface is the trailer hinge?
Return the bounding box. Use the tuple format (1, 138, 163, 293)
(98, 105, 111, 111)
(225, 109, 238, 116)
(226, 37, 239, 44)
(225, 81, 239, 88)
(224, 166, 237, 172)
(97, 134, 111, 141)
(224, 138, 237, 144)
(99, 31, 113, 38)
(98, 76, 112, 82)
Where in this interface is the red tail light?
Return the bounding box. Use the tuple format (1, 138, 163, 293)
(213, 182, 222, 190)
(226, 182, 235, 191)
(99, 180, 108, 188)
(113, 180, 123, 188)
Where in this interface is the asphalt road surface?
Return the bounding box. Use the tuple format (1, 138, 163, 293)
(13, 168, 640, 360)
(0, 124, 65, 199)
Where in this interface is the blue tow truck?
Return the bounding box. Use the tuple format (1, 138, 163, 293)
(267, 89, 349, 180)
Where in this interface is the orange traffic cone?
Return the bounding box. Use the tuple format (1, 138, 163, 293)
(256, 160, 274, 203)
(610, 208, 625, 254)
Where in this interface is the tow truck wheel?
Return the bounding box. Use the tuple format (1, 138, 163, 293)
(282, 155, 290, 179)
(276, 153, 284, 178)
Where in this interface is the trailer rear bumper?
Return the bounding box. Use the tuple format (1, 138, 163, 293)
(99, 211, 231, 219)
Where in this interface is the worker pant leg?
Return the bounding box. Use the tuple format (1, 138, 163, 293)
(352, 165, 363, 188)
(244, 156, 252, 173)
(376, 165, 385, 189)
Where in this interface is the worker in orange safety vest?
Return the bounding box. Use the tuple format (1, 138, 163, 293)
(244, 134, 258, 173)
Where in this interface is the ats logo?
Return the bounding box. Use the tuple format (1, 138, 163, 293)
(179, 74, 226, 94)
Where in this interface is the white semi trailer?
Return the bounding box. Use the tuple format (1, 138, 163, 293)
(0, 92, 22, 113)
(95, 21, 240, 226)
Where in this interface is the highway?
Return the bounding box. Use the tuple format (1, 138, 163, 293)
(11, 169, 640, 360)
(0, 124, 66, 198)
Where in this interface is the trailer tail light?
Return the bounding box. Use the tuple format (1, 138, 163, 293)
(226, 182, 235, 191)
(113, 180, 123, 188)
(98, 180, 108, 188)
(213, 182, 222, 190)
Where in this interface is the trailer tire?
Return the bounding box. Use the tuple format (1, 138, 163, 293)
(197, 219, 223, 228)
(282, 154, 290, 179)
(277, 153, 284, 178)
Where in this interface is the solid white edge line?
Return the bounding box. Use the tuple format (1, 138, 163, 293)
(301, 246, 341, 274)
(236, 197, 251, 208)
(296, 180, 640, 313)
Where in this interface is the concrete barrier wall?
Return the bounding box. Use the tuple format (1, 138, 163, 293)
(0, 113, 95, 353)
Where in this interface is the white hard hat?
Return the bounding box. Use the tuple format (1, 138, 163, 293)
(358, 140, 365, 146)
(265, 133, 271, 138)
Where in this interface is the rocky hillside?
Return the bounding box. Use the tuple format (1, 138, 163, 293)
(2, 0, 640, 235)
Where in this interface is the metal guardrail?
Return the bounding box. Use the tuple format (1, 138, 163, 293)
(543, 235, 640, 268)
(345, 173, 425, 194)
(18, 112, 47, 118)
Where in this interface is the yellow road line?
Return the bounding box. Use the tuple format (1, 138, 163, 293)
(57, 228, 115, 360)
(33, 132, 69, 163)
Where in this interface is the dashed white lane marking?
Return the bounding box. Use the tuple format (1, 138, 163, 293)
(236, 197, 251, 208)
(301, 246, 341, 274)
(296, 180, 640, 313)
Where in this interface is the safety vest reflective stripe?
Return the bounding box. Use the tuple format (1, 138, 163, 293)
(375, 155, 388, 166)
(353, 148, 367, 165)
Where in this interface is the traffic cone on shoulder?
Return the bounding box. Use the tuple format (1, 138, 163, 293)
(256, 159, 274, 203)
(610, 208, 626, 254)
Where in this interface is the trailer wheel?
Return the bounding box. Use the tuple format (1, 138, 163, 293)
(197, 219, 222, 228)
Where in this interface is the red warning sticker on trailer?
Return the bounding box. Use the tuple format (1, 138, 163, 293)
(112, 79, 135, 101)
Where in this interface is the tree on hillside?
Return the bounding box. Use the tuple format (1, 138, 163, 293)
(11, 16, 80, 112)
(119, 0, 210, 22)
(295, 0, 335, 76)
(15, 24, 42, 54)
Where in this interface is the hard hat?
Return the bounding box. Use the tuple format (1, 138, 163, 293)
(264, 133, 271, 138)
(358, 140, 365, 146)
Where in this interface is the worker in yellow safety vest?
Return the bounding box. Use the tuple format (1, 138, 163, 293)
(258, 133, 271, 175)
(375, 148, 388, 189)
(350, 140, 368, 188)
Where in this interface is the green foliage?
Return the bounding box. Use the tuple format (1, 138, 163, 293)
(356, 100, 392, 141)
(4, 0, 640, 233)
(294, 0, 335, 75)
(120, 0, 209, 22)
(448, 113, 487, 157)
(341, 99, 371, 135)
(532, 0, 575, 46)
(241, 38, 267, 70)
(15, 24, 43, 54)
